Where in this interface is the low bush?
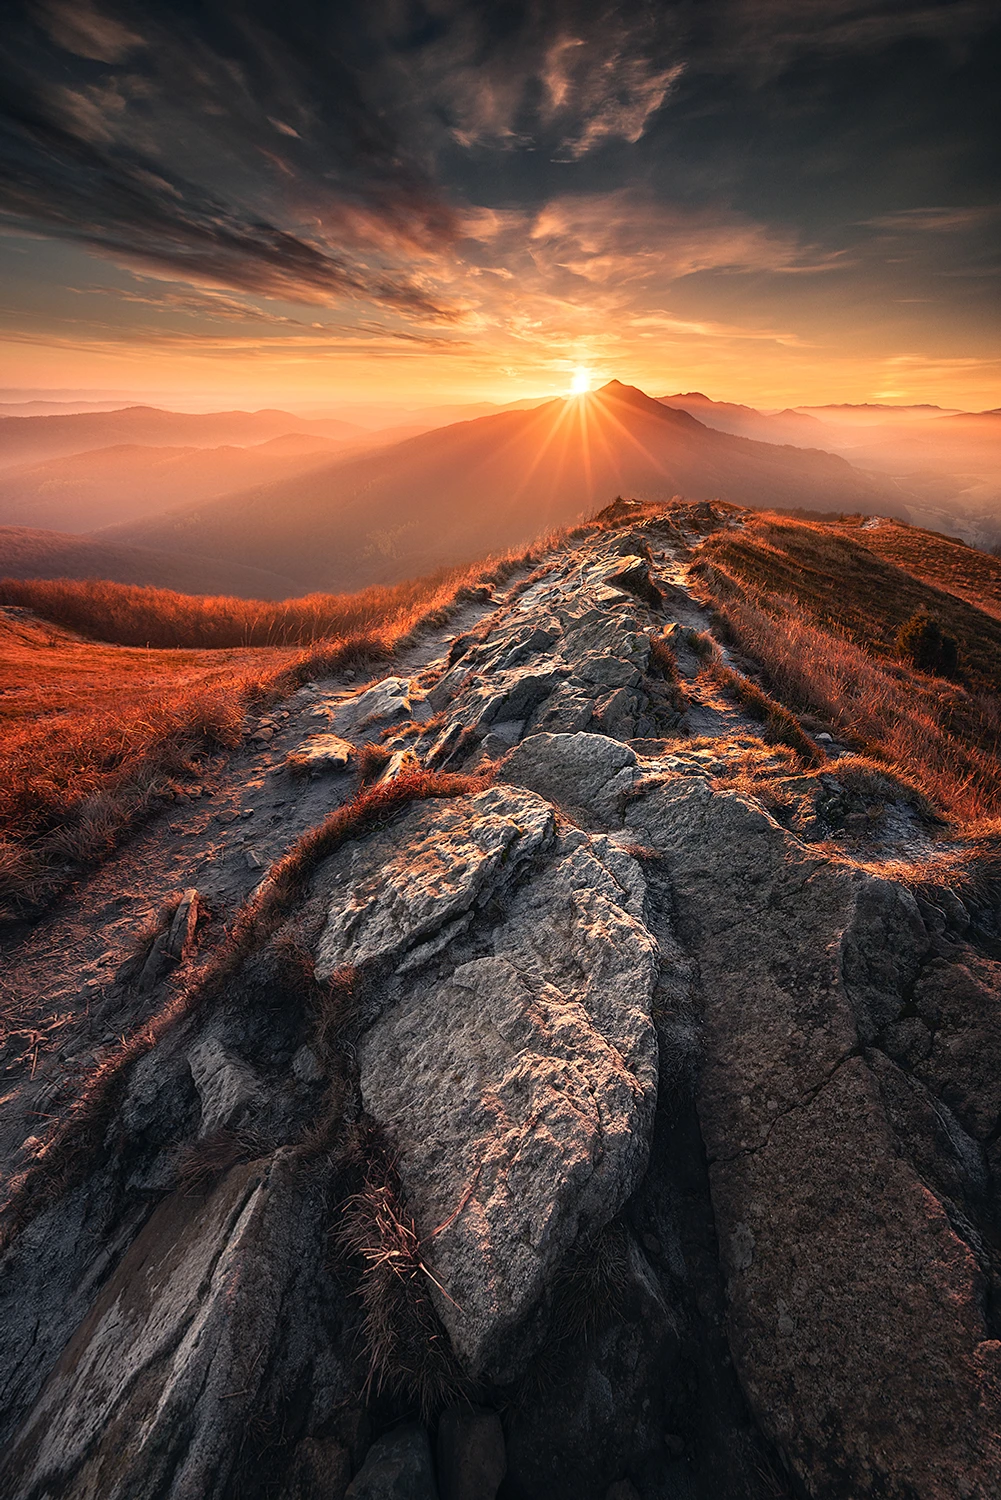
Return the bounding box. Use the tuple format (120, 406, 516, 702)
(895, 612, 960, 677)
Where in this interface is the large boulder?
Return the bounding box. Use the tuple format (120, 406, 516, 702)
(354, 817, 659, 1377)
(500, 733, 637, 822)
(314, 785, 555, 980)
(626, 777, 1001, 1499)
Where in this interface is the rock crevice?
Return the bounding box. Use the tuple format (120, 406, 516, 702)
(2, 510, 999, 1500)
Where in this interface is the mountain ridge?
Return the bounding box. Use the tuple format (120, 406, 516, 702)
(104, 380, 902, 591)
(1, 502, 998, 1500)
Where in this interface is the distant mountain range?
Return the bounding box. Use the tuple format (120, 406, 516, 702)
(105, 381, 902, 592)
(657, 392, 831, 446)
(0, 434, 348, 533)
(0, 405, 364, 470)
(0, 380, 994, 598)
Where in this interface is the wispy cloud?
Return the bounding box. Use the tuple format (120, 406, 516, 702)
(707, 1, 999, 79)
(0, 1, 996, 406)
(863, 206, 1000, 233)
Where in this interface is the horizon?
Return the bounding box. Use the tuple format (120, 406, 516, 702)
(0, 376, 986, 421)
(1, 3, 998, 411)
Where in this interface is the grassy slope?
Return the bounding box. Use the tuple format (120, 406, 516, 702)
(845, 519, 1001, 621)
(0, 553, 529, 918)
(0, 568, 498, 649)
(694, 513, 1001, 825)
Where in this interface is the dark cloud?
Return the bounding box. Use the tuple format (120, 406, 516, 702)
(0, 0, 997, 369)
(1, 1, 465, 319)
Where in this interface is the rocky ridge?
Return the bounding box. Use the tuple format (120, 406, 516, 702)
(1, 502, 1000, 1499)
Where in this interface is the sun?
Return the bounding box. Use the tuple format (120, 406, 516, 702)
(569, 367, 592, 396)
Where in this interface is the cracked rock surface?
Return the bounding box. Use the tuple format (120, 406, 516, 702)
(1, 504, 1000, 1500)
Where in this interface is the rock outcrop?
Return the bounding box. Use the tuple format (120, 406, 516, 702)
(1, 506, 999, 1500)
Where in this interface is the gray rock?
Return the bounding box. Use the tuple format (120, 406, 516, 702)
(286, 733, 355, 774)
(497, 619, 562, 669)
(626, 776, 1001, 1499)
(165, 888, 201, 960)
(281, 1436, 352, 1499)
(503, 1230, 680, 1500)
(3, 1154, 338, 1500)
(527, 683, 595, 734)
(291, 1045, 324, 1084)
(345, 1426, 437, 1500)
(841, 878, 928, 1043)
(494, 668, 567, 722)
(577, 653, 642, 689)
(358, 827, 658, 1377)
(436, 1405, 505, 1500)
(188, 1033, 266, 1135)
(314, 785, 555, 980)
(591, 685, 641, 740)
(599, 555, 665, 609)
(333, 678, 413, 738)
(486, 718, 525, 746)
(501, 732, 637, 822)
(427, 664, 472, 714)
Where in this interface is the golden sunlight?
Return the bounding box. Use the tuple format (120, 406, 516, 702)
(569, 367, 593, 395)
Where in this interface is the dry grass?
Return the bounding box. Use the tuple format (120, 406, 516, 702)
(843, 519, 1001, 623)
(646, 633, 688, 714)
(695, 514, 1001, 688)
(693, 515, 1001, 826)
(0, 545, 533, 919)
(338, 1141, 467, 1417)
(0, 565, 509, 649)
(701, 659, 823, 765)
(356, 742, 394, 783)
(175, 1126, 269, 1193)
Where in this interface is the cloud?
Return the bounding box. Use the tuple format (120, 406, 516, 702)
(863, 206, 1000, 233)
(1, 2, 468, 322)
(706, 1, 999, 79)
(0, 0, 996, 398)
(33, 0, 143, 64)
(391, 2, 682, 157)
(522, 193, 846, 282)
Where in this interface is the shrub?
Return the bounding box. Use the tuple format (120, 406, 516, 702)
(895, 612, 960, 678)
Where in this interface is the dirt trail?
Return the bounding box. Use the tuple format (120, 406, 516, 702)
(0, 590, 504, 1167)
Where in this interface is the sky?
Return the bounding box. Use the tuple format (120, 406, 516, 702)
(0, 1, 998, 411)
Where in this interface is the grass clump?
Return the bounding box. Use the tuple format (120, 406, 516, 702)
(338, 1138, 467, 1417)
(702, 659, 823, 766)
(895, 612, 960, 678)
(175, 1127, 269, 1194)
